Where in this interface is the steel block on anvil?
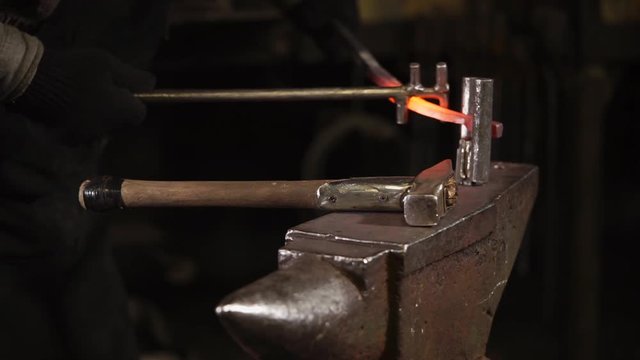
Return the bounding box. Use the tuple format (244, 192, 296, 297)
(216, 162, 538, 360)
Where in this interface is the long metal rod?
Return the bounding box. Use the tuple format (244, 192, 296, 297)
(135, 86, 443, 103)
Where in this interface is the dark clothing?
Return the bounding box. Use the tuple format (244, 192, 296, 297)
(0, 0, 59, 21)
(0, 100, 137, 360)
(38, 0, 168, 68)
(0, 221, 136, 360)
(0, 0, 167, 359)
(0, 106, 99, 264)
(0, 0, 59, 30)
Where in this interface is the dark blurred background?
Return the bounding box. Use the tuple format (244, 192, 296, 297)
(97, 0, 639, 359)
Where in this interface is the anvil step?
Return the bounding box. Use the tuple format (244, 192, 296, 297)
(216, 162, 538, 360)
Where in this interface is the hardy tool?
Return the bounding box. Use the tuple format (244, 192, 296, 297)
(79, 160, 456, 227)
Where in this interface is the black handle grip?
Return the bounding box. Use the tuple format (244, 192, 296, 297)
(80, 176, 125, 211)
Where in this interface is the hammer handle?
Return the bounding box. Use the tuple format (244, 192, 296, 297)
(80, 177, 327, 211)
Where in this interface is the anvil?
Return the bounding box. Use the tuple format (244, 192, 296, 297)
(216, 162, 538, 359)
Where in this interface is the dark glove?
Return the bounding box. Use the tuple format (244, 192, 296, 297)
(14, 47, 155, 142)
(0, 106, 102, 267)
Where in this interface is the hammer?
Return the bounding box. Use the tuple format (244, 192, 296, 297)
(79, 159, 456, 227)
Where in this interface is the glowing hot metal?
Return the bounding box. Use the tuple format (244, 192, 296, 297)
(407, 97, 469, 125)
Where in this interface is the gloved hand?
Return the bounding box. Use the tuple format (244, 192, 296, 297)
(14, 47, 155, 142)
(0, 106, 101, 266)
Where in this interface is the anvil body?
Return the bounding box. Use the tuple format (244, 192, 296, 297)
(217, 162, 538, 359)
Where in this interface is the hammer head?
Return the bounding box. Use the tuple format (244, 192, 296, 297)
(317, 159, 456, 226)
(403, 159, 456, 226)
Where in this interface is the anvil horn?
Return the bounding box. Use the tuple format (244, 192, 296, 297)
(216, 256, 386, 359)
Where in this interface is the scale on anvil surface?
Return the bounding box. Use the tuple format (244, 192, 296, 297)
(79, 26, 537, 359)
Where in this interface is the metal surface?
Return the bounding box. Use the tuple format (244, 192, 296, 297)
(317, 177, 414, 211)
(402, 158, 456, 226)
(216, 162, 538, 359)
(435, 62, 450, 97)
(136, 76, 452, 127)
(318, 159, 455, 226)
(135, 86, 443, 103)
(216, 256, 382, 359)
(136, 71, 454, 125)
(456, 78, 494, 185)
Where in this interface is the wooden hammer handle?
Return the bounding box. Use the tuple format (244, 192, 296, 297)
(79, 177, 328, 211)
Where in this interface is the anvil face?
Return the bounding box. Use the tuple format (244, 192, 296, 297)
(217, 163, 538, 360)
